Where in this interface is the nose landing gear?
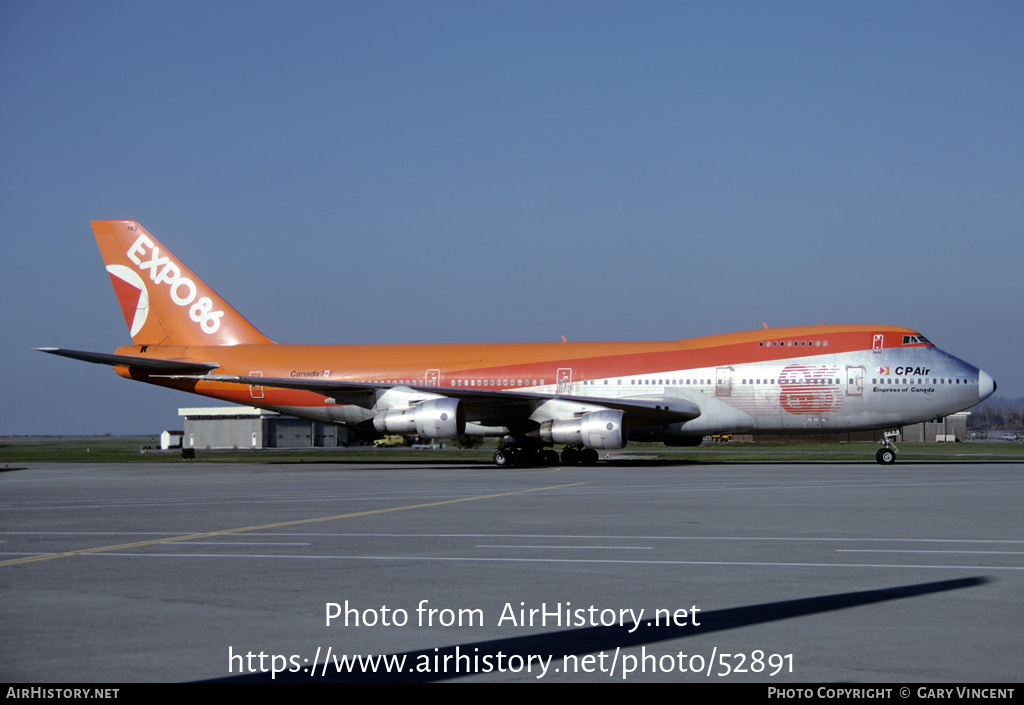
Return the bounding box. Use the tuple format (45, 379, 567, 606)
(875, 429, 900, 465)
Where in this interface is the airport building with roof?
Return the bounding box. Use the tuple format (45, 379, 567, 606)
(176, 407, 363, 449)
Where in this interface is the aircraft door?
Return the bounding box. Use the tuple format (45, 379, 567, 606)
(249, 371, 263, 399)
(425, 369, 440, 387)
(846, 366, 864, 396)
(557, 368, 573, 395)
(715, 367, 733, 397)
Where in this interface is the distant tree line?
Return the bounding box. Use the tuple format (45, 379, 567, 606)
(967, 396, 1024, 430)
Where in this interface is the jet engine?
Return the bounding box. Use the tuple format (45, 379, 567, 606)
(539, 409, 627, 449)
(373, 398, 465, 439)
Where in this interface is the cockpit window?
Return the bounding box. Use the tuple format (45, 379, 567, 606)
(902, 335, 932, 345)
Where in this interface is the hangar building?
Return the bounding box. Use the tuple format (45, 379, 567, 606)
(178, 407, 362, 449)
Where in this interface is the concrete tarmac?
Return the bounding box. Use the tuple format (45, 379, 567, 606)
(2, 460, 1022, 683)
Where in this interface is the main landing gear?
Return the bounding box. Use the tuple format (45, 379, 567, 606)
(492, 439, 599, 467)
(492, 438, 559, 467)
(875, 429, 900, 465)
(558, 444, 600, 466)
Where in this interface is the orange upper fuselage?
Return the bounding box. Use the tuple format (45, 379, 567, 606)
(114, 323, 923, 409)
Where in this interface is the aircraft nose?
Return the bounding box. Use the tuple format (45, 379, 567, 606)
(979, 370, 996, 401)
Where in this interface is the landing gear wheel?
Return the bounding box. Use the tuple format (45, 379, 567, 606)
(876, 448, 896, 465)
(493, 437, 559, 467)
(560, 444, 600, 466)
(512, 450, 535, 467)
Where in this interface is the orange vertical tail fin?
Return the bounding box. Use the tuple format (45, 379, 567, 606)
(91, 220, 273, 346)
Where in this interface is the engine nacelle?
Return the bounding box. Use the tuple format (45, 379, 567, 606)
(540, 409, 627, 449)
(373, 398, 465, 439)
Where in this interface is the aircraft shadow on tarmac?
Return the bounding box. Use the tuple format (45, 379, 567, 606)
(211, 576, 986, 682)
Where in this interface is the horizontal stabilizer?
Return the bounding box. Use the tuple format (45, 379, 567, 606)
(36, 348, 219, 374)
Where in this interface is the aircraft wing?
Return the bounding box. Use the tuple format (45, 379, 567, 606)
(36, 348, 220, 374)
(167, 374, 703, 425)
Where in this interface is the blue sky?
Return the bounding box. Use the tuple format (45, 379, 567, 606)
(2, 1, 1021, 435)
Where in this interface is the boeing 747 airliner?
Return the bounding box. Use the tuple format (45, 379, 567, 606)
(40, 221, 996, 466)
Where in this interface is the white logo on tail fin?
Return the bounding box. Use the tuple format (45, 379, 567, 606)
(125, 233, 223, 334)
(106, 264, 150, 338)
